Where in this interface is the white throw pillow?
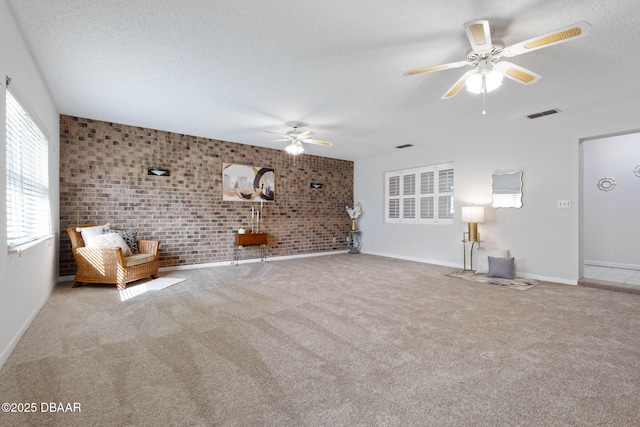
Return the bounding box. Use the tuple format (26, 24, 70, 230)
(475, 248, 509, 274)
(89, 232, 133, 256)
(77, 223, 111, 246)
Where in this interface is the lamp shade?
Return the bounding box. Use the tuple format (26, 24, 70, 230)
(461, 206, 485, 223)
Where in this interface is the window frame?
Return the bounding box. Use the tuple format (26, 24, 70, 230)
(5, 85, 52, 252)
(384, 162, 454, 225)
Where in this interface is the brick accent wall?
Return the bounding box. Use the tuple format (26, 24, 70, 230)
(59, 115, 354, 276)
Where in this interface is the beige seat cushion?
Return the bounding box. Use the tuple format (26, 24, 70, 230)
(124, 253, 156, 267)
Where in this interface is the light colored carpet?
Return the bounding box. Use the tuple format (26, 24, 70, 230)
(447, 270, 542, 290)
(1, 254, 640, 426)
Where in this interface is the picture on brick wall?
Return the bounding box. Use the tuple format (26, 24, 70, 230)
(223, 163, 275, 202)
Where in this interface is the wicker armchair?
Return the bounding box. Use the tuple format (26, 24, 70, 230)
(66, 224, 160, 290)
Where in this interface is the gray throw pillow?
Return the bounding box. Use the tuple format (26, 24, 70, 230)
(487, 256, 515, 279)
(475, 248, 509, 274)
(104, 229, 138, 254)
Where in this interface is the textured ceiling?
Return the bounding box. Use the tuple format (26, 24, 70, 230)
(5, 0, 640, 161)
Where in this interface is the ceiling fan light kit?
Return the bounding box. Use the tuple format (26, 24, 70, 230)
(465, 67, 503, 94)
(406, 19, 591, 113)
(285, 141, 304, 155)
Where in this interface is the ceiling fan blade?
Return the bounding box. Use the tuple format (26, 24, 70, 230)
(295, 130, 314, 139)
(404, 60, 468, 76)
(495, 61, 541, 85)
(264, 130, 290, 138)
(265, 138, 291, 143)
(302, 138, 332, 146)
(502, 21, 591, 57)
(441, 70, 476, 99)
(464, 19, 493, 55)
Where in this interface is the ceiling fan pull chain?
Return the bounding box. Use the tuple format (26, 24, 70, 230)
(482, 74, 487, 115)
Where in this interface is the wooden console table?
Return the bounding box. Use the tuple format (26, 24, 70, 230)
(234, 232, 268, 265)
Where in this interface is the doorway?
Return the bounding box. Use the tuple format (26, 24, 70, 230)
(580, 130, 640, 286)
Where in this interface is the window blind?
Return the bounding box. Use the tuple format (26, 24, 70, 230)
(6, 89, 51, 251)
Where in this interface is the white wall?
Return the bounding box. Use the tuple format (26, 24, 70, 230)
(583, 132, 640, 268)
(0, 1, 59, 368)
(355, 99, 640, 285)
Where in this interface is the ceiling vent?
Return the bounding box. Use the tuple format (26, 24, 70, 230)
(527, 108, 560, 119)
(396, 144, 414, 149)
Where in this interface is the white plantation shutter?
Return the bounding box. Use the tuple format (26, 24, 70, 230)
(420, 197, 434, 219)
(388, 175, 400, 197)
(402, 173, 416, 219)
(386, 174, 400, 219)
(403, 173, 415, 195)
(388, 199, 400, 219)
(420, 170, 434, 219)
(438, 196, 453, 219)
(438, 168, 454, 193)
(6, 89, 51, 251)
(437, 168, 454, 219)
(421, 170, 434, 193)
(403, 198, 415, 219)
(385, 162, 454, 224)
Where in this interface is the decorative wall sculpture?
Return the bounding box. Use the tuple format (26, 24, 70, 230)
(596, 177, 617, 192)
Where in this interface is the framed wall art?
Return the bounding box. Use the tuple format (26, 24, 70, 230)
(222, 163, 275, 202)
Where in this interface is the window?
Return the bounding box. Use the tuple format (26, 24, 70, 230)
(6, 88, 51, 251)
(385, 162, 454, 224)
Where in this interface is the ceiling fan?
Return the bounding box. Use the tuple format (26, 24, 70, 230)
(265, 122, 332, 156)
(405, 19, 590, 113)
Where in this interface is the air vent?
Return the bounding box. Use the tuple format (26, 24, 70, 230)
(396, 144, 414, 149)
(527, 108, 560, 119)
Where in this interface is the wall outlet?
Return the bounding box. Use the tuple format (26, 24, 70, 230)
(557, 200, 571, 208)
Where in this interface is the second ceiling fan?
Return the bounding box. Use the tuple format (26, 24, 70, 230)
(265, 123, 332, 156)
(405, 19, 591, 109)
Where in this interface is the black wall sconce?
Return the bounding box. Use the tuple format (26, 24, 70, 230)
(310, 182, 323, 189)
(148, 167, 170, 176)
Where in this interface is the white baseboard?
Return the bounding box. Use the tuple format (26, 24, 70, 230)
(517, 272, 577, 286)
(261, 250, 348, 262)
(162, 250, 349, 270)
(361, 250, 577, 285)
(58, 250, 350, 282)
(59, 249, 577, 286)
